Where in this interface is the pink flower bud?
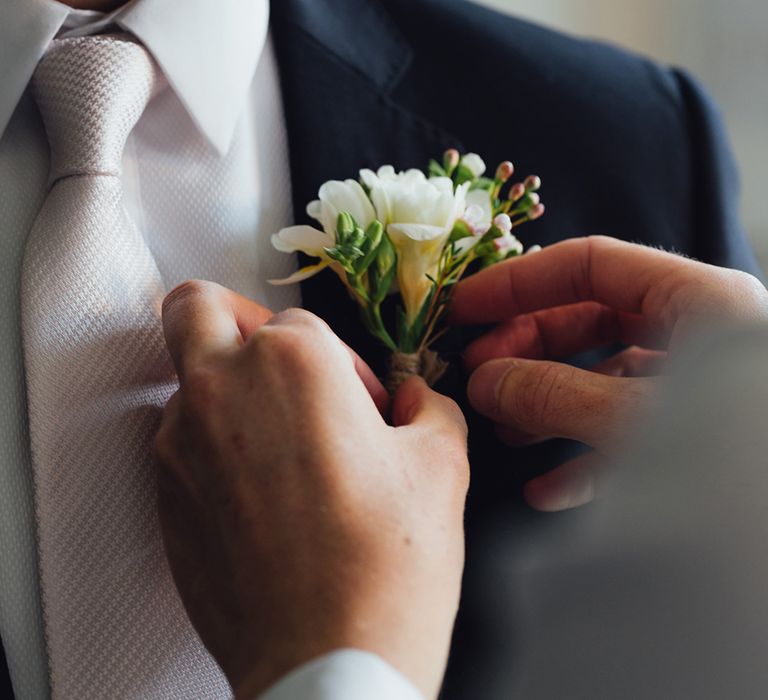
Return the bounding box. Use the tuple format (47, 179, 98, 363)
(495, 161, 514, 182)
(444, 148, 460, 170)
(494, 234, 523, 254)
(528, 203, 545, 220)
(527, 192, 541, 206)
(462, 204, 491, 236)
(509, 183, 526, 201)
(524, 175, 542, 192)
(525, 244, 542, 254)
(493, 213, 512, 235)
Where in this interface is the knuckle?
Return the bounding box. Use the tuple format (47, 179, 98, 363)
(731, 271, 768, 308)
(273, 307, 330, 332)
(161, 279, 214, 317)
(268, 308, 332, 343)
(249, 309, 339, 373)
(430, 391, 465, 424)
(250, 325, 316, 369)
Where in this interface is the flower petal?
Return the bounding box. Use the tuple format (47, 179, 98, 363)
(268, 260, 331, 285)
(377, 165, 396, 179)
(271, 225, 333, 256)
(359, 168, 378, 190)
(306, 200, 323, 224)
(319, 179, 376, 227)
(388, 222, 446, 242)
(428, 176, 454, 196)
(466, 187, 493, 221)
(461, 153, 486, 177)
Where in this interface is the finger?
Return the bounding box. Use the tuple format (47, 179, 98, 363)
(524, 451, 605, 512)
(392, 378, 469, 498)
(451, 235, 712, 326)
(392, 376, 468, 441)
(467, 358, 653, 448)
(463, 301, 655, 370)
(591, 347, 667, 378)
(347, 343, 390, 415)
(262, 309, 389, 415)
(162, 280, 272, 376)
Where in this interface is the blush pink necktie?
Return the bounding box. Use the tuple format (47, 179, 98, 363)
(21, 35, 230, 699)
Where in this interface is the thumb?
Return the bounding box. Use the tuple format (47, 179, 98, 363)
(392, 376, 469, 500)
(392, 376, 468, 438)
(468, 358, 653, 449)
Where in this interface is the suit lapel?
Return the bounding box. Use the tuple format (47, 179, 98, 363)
(270, 0, 463, 369)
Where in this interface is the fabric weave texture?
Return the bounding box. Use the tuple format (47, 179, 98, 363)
(21, 35, 231, 699)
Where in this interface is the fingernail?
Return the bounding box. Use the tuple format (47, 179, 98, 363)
(525, 469, 595, 512)
(467, 359, 517, 416)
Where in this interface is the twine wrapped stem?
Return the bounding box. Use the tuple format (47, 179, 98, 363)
(386, 349, 448, 393)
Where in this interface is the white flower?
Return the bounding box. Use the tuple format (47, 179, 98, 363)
(270, 179, 376, 284)
(447, 188, 493, 256)
(361, 166, 470, 325)
(462, 188, 493, 235)
(494, 233, 523, 255)
(460, 152, 486, 178)
(493, 213, 513, 235)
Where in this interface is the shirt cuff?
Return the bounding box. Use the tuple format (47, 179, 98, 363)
(256, 649, 425, 700)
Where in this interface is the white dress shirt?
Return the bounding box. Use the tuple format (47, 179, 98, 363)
(0, 1, 421, 698)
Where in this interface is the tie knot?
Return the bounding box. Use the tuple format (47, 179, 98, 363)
(32, 35, 159, 182)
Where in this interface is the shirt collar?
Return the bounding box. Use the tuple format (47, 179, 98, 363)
(0, 0, 269, 155)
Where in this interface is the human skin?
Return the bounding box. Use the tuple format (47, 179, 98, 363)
(155, 281, 470, 700)
(451, 235, 768, 512)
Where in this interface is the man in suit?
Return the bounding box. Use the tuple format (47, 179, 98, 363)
(0, 0, 760, 698)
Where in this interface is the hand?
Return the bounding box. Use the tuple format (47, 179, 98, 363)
(154, 281, 469, 700)
(451, 236, 768, 511)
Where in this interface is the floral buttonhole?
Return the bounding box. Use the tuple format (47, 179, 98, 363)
(270, 150, 544, 393)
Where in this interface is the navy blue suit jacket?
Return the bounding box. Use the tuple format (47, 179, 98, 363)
(270, 1, 760, 698)
(1, 1, 760, 697)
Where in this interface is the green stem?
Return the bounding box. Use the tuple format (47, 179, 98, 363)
(417, 250, 477, 352)
(367, 302, 397, 351)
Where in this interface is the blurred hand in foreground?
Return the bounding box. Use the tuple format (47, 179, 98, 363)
(451, 235, 768, 512)
(155, 281, 469, 700)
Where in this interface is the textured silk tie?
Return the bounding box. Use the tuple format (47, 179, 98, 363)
(21, 36, 230, 698)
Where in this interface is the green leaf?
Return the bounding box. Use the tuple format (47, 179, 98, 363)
(448, 219, 474, 242)
(336, 211, 356, 242)
(374, 258, 397, 304)
(396, 307, 410, 350)
(469, 176, 494, 192)
(478, 224, 503, 245)
(324, 246, 356, 273)
(404, 286, 436, 351)
(367, 233, 397, 303)
(453, 163, 476, 187)
(354, 221, 384, 275)
(429, 159, 447, 178)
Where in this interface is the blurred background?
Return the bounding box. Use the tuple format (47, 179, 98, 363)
(472, 0, 768, 271)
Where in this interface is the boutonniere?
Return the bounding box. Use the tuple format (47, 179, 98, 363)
(271, 150, 544, 390)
